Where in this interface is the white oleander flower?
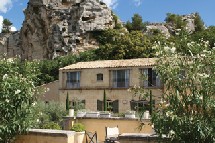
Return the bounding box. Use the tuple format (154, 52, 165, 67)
(5, 99, 10, 103)
(3, 74, 8, 80)
(169, 130, 175, 136)
(15, 89, 21, 95)
(171, 47, 176, 53)
(32, 102, 37, 106)
(164, 46, 170, 51)
(166, 111, 173, 117)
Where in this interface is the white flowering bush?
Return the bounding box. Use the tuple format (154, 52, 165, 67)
(152, 40, 215, 142)
(0, 57, 40, 143)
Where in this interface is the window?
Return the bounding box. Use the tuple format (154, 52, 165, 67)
(97, 100, 119, 113)
(130, 100, 152, 112)
(69, 100, 85, 110)
(142, 68, 161, 87)
(66, 72, 80, 88)
(97, 73, 103, 81)
(107, 100, 113, 112)
(112, 70, 130, 88)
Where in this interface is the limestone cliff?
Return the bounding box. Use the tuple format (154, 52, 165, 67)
(145, 13, 197, 37)
(0, 32, 21, 57)
(20, 0, 114, 60)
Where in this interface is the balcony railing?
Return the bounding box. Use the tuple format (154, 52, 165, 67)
(113, 82, 129, 88)
(66, 81, 80, 89)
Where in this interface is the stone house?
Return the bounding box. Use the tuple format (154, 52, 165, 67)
(59, 58, 164, 113)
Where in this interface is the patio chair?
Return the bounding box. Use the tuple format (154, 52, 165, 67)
(85, 131, 98, 143)
(105, 126, 120, 143)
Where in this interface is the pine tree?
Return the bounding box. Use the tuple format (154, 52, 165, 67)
(1, 19, 12, 33)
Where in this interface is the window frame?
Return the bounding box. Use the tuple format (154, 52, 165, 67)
(66, 71, 81, 89)
(141, 68, 161, 88)
(112, 69, 130, 88)
(97, 73, 103, 81)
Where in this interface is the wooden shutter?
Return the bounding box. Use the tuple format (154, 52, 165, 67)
(97, 100, 103, 111)
(81, 100, 85, 109)
(130, 100, 136, 111)
(113, 100, 119, 113)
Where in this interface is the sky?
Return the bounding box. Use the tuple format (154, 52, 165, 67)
(0, 0, 215, 32)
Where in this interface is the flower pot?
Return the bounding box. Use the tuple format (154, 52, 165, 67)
(74, 131, 85, 143)
(77, 111, 86, 117)
(125, 114, 136, 118)
(86, 112, 100, 117)
(143, 110, 150, 119)
(69, 109, 74, 117)
(100, 112, 111, 118)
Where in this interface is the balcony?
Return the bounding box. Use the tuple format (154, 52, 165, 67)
(66, 81, 80, 89)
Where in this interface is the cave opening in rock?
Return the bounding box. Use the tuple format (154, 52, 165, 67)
(82, 16, 96, 21)
(76, 39, 80, 44)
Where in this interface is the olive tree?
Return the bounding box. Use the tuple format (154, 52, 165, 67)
(152, 40, 215, 142)
(0, 57, 40, 143)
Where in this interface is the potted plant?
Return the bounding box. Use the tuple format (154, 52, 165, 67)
(71, 123, 85, 143)
(100, 111, 111, 118)
(86, 111, 100, 117)
(76, 109, 86, 117)
(125, 110, 136, 118)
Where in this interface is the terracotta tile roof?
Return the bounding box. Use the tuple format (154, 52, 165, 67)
(60, 58, 157, 70)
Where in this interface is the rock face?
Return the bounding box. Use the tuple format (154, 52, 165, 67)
(146, 23, 170, 38)
(20, 0, 114, 60)
(145, 13, 197, 37)
(181, 13, 196, 33)
(0, 32, 21, 57)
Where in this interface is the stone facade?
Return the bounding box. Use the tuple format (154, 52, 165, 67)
(59, 58, 163, 113)
(39, 80, 60, 102)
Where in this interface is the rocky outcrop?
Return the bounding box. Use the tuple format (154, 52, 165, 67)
(0, 32, 21, 58)
(146, 23, 170, 38)
(181, 13, 196, 33)
(145, 13, 197, 37)
(20, 0, 114, 60)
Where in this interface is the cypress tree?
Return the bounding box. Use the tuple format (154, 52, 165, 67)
(149, 90, 153, 115)
(103, 90, 107, 111)
(66, 92, 69, 111)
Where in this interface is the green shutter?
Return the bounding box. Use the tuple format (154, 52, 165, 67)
(81, 100, 85, 109)
(97, 100, 103, 111)
(130, 100, 136, 111)
(113, 100, 119, 113)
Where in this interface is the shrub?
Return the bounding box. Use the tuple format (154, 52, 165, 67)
(34, 101, 67, 129)
(0, 57, 40, 143)
(42, 122, 62, 130)
(71, 123, 85, 132)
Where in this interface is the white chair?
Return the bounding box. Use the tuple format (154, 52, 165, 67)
(105, 126, 120, 143)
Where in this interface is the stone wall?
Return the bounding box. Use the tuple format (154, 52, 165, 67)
(38, 80, 60, 103)
(15, 129, 75, 143)
(64, 117, 154, 142)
